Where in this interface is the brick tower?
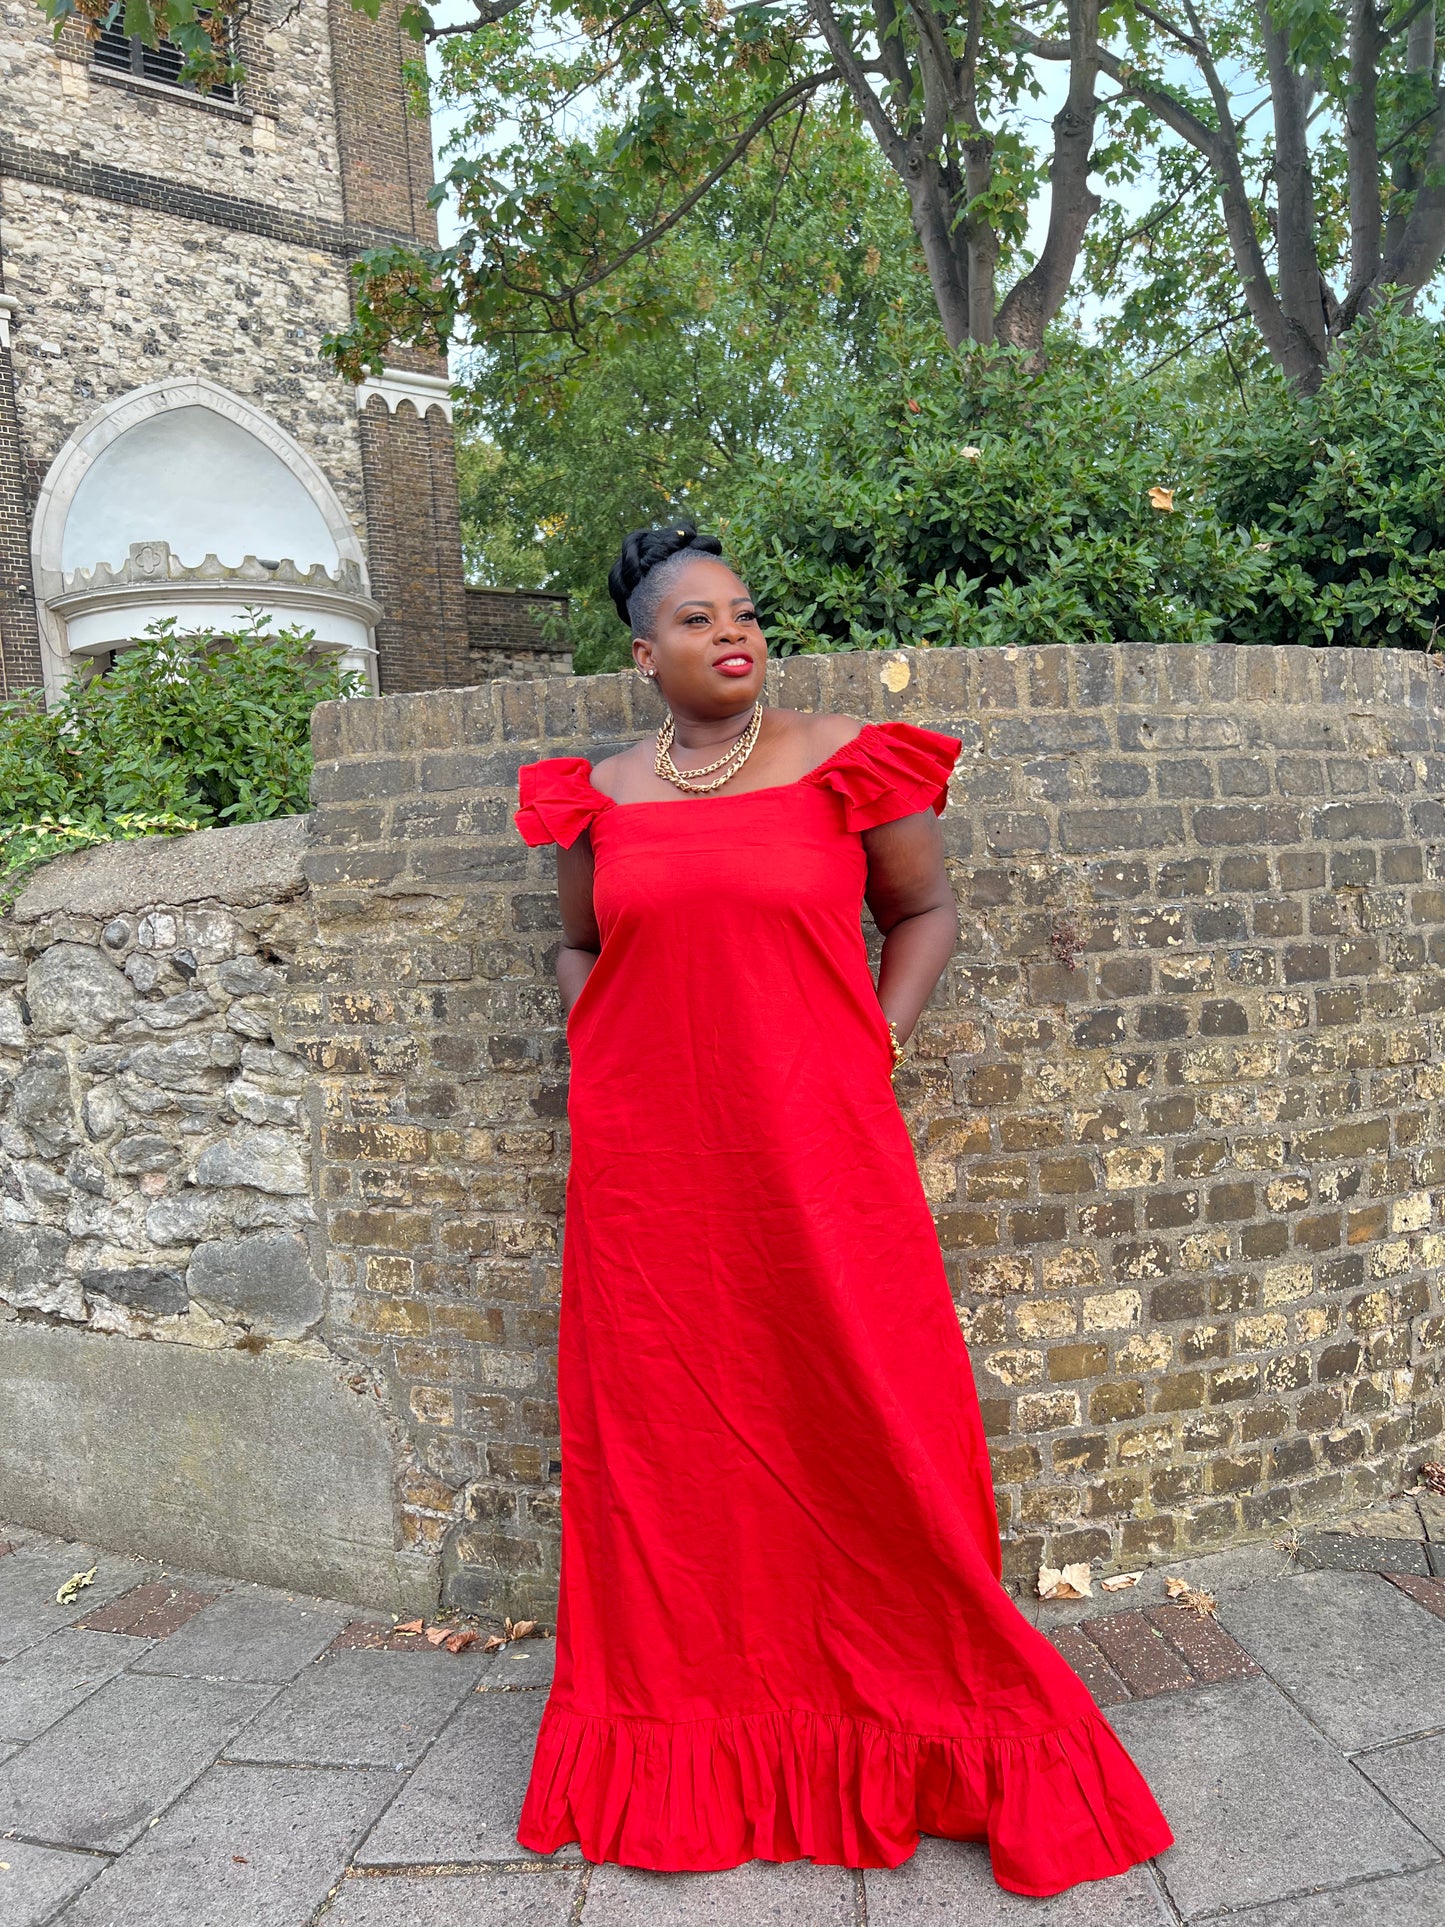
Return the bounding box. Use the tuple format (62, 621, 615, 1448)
(0, 0, 475, 698)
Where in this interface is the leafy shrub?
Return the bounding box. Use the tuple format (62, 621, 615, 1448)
(0, 617, 363, 901)
(1208, 309, 1445, 651)
(727, 343, 1270, 656)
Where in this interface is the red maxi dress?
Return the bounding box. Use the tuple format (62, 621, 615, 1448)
(512, 720, 1173, 1896)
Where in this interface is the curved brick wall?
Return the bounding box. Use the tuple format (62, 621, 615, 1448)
(298, 642, 1445, 1611)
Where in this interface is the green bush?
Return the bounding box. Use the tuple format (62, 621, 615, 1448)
(1208, 309, 1445, 651)
(726, 343, 1270, 656)
(0, 617, 363, 902)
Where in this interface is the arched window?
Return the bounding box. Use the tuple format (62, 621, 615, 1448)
(33, 379, 378, 699)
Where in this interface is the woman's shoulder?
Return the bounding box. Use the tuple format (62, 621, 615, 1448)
(800, 713, 962, 829)
(772, 708, 866, 760)
(514, 754, 610, 848)
(586, 739, 653, 803)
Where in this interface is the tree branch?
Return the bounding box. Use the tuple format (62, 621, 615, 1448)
(1345, 0, 1384, 296)
(551, 68, 838, 301)
(997, 0, 1101, 353)
(807, 0, 907, 170)
(1257, 1, 1328, 361)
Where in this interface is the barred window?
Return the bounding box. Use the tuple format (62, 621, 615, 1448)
(92, 11, 236, 101)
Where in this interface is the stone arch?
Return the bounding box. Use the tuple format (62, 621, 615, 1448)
(32, 379, 375, 700)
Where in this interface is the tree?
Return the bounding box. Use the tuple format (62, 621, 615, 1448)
(47, 0, 1445, 387)
(457, 103, 930, 667)
(1056, 3, 1445, 390)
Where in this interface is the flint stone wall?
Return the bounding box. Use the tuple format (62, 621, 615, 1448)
(4, 642, 1444, 1618)
(0, 817, 434, 1610)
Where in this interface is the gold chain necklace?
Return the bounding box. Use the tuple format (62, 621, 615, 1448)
(655, 703, 763, 794)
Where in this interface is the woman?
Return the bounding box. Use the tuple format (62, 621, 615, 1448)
(512, 524, 1173, 1895)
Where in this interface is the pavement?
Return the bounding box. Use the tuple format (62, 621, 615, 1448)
(3, 1498, 1445, 1926)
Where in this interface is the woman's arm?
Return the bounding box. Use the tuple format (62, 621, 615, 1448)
(554, 833, 601, 1014)
(862, 811, 960, 1043)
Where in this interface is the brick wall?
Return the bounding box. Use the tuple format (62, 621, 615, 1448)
(465, 586, 571, 681)
(298, 642, 1445, 1617)
(358, 397, 472, 694)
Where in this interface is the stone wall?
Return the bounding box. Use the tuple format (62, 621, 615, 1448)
(0, 818, 434, 1610)
(4, 642, 1444, 1621)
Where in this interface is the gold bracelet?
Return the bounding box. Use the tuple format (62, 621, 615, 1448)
(886, 1019, 906, 1078)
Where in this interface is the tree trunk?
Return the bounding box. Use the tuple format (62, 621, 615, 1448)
(903, 145, 972, 348)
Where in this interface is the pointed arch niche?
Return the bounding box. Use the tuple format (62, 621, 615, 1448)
(32, 379, 380, 700)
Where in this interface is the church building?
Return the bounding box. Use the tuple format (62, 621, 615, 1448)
(0, 0, 567, 700)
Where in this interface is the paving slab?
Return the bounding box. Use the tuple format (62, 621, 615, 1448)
(1354, 1734, 1445, 1851)
(863, 1835, 1172, 1924)
(60, 1762, 395, 1927)
(1298, 1532, 1431, 1577)
(0, 1669, 275, 1851)
(586, 1857, 857, 1925)
(0, 1838, 106, 1924)
(1217, 1570, 1445, 1750)
(226, 1649, 486, 1768)
(323, 1868, 582, 1925)
(357, 1692, 580, 1867)
(1024, 1539, 1297, 1628)
(0, 1544, 153, 1658)
(1048, 1627, 1130, 1708)
(133, 1587, 352, 1682)
(1109, 1676, 1435, 1919)
(0, 1628, 140, 1741)
(78, 1580, 219, 1639)
(1220, 1861, 1445, 1925)
(477, 1636, 556, 1690)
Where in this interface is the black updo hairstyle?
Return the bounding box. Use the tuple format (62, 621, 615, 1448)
(608, 522, 727, 637)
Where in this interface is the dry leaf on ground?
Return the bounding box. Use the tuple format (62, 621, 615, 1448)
(55, 1565, 97, 1606)
(483, 1633, 507, 1652)
(1100, 1572, 1143, 1592)
(445, 1630, 480, 1654)
(393, 1617, 424, 1636)
(511, 1619, 538, 1639)
(1164, 1578, 1218, 1617)
(1037, 1562, 1093, 1601)
(1418, 1462, 1445, 1497)
(423, 1626, 450, 1647)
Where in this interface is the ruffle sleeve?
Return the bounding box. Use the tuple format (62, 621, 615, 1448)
(514, 756, 612, 849)
(806, 720, 962, 831)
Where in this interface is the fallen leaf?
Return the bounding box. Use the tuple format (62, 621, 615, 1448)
(1037, 1561, 1093, 1601)
(511, 1619, 538, 1639)
(445, 1630, 479, 1654)
(0, 1860, 11, 1871)
(1148, 485, 1175, 511)
(231, 1856, 249, 1865)
(423, 1626, 450, 1647)
(503, 1616, 514, 1636)
(1419, 1461, 1445, 1497)
(482, 1634, 507, 1651)
(56, 1565, 97, 1606)
(1164, 1575, 1190, 1598)
(1100, 1572, 1143, 1592)
(394, 1618, 424, 1636)
(1164, 1582, 1218, 1617)
(1181, 1589, 1218, 1617)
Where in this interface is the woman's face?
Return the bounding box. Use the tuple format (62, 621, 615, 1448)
(633, 557, 767, 715)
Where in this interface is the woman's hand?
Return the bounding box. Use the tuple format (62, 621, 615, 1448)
(862, 811, 960, 1044)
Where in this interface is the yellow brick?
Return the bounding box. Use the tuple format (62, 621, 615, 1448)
(1043, 1248, 1104, 1292)
(1083, 1289, 1142, 1331)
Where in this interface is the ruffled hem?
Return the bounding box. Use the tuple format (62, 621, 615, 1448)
(515, 1699, 1174, 1894)
(805, 721, 962, 831)
(515, 756, 612, 849)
